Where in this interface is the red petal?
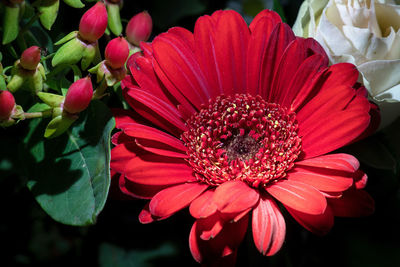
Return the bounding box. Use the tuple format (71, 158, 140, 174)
(139, 203, 171, 224)
(135, 138, 188, 158)
(213, 180, 259, 214)
(299, 109, 370, 159)
(119, 175, 169, 199)
(189, 214, 249, 263)
(125, 87, 187, 135)
(194, 15, 223, 97)
(249, 9, 282, 33)
(110, 143, 138, 174)
(328, 189, 375, 217)
(285, 205, 334, 236)
(167, 27, 195, 51)
(152, 33, 210, 109)
(292, 63, 359, 112)
(252, 194, 286, 256)
(246, 16, 279, 96)
(197, 213, 225, 240)
(354, 170, 368, 189)
(125, 154, 196, 185)
(266, 179, 327, 215)
(111, 108, 140, 128)
(121, 122, 187, 152)
(296, 85, 356, 126)
(270, 38, 328, 106)
(190, 189, 218, 219)
(295, 153, 360, 172)
(260, 23, 296, 101)
(212, 10, 250, 95)
(287, 167, 353, 192)
(149, 183, 209, 218)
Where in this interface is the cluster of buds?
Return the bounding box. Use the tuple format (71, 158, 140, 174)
(1, 1, 154, 139)
(90, 36, 129, 90)
(37, 77, 93, 138)
(52, 2, 108, 70)
(7, 46, 46, 95)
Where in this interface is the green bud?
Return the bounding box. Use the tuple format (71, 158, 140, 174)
(52, 37, 86, 67)
(7, 72, 25, 93)
(62, 0, 84, 8)
(37, 92, 65, 107)
(107, 3, 122, 36)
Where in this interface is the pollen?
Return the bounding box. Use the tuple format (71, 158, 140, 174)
(181, 94, 302, 188)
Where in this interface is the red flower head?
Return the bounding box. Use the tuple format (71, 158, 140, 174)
(111, 10, 377, 265)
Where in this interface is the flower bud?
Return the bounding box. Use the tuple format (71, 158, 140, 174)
(78, 2, 108, 43)
(105, 36, 129, 69)
(63, 77, 93, 114)
(0, 90, 15, 120)
(20, 46, 41, 70)
(126, 11, 152, 46)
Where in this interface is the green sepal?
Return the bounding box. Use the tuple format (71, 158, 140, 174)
(7, 72, 24, 93)
(39, 0, 60, 30)
(107, 3, 122, 36)
(2, 5, 21, 45)
(53, 107, 62, 117)
(37, 92, 65, 108)
(63, 0, 85, 8)
(12, 104, 25, 121)
(54, 31, 78, 46)
(52, 38, 85, 67)
(88, 62, 101, 76)
(44, 115, 76, 139)
(81, 43, 97, 70)
(28, 69, 44, 94)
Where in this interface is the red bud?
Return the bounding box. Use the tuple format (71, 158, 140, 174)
(79, 2, 108, 43)
(126, 11, 152, 46)
(20, 46, 41, 70)
(0, 90, 15, 120)
(63, 77, 93, 114)
(105, 36, 129, 69)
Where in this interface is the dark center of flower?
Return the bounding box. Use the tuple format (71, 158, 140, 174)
(182, 94, 302, 188)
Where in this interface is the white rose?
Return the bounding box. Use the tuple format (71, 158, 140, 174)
(293, 0, 400, 128)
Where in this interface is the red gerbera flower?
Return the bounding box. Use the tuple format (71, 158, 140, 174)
(111, 9, 377, 265)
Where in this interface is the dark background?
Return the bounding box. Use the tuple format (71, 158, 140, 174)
(1, 0, 400, 266)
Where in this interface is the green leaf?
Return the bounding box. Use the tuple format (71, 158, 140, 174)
(2, 5, 21, 44)
(99, 242, 178, 267)
(37, 92, 64, 108)
(44, 115, 75, 138)
(24, 100, 115, 226)
(39, 0, 60, 30)
(273, 0, 287, 22)
(63, 0, 85, 8)
(28, 102, 51, 113)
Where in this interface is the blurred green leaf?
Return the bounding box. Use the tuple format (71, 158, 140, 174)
(23, 100, 115, 226)
(99, 242, 178, 267)
(38, 0, 60, 30)
(243, 0, 264, 17)
(273, 0, 286, 22)
(151, 0, 206, 28)
(107, 3, 122, 36)
(340, 135, 396, 171)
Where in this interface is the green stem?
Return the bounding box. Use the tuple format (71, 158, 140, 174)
(93, 80, 108, 99)
(19, 12, 41, 36)
(23, 109, 53, 119)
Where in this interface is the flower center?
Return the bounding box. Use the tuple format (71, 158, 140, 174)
(182, 94, 302, 188)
